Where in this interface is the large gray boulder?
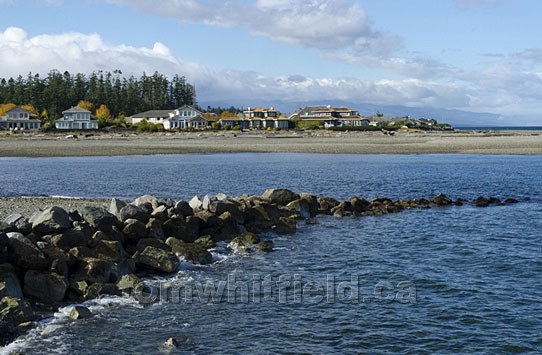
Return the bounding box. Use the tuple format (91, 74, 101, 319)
(262, 189, 300, 206)
(23, 270, 68, 303)
(31, 206, 71, 233)
(134, 195, 159, 210)
(162, 217, 200, 243)
(133, 246, 179, 273)
(6, 233, 48, 270)
(81, 207, 117, 231)
(119, 205, 149, 223)
(109, 198, 127, 220)
(4, 214, 32, 235)
(189, 196, 202, 211)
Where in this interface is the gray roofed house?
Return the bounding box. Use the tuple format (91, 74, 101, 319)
(0, 106, 41, 131)
(128, 105, 209, 130)
(55, 106, 99, 130)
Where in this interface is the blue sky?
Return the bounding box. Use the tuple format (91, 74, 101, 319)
(1, 0, 542, 123)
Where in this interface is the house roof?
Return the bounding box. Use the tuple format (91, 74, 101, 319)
(63, 106, 91, 114)
(5, 106, 32, 115)
(130, 110, 173, 119)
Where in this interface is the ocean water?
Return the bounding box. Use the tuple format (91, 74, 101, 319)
(1, 154, 541, 354)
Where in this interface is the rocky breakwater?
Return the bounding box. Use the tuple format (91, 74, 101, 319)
(0, 189, 520, 345)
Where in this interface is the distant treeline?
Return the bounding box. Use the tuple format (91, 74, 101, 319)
(0, 70, 196, 120)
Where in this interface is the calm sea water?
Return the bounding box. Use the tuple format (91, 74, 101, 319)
(1, 154, 541, 354)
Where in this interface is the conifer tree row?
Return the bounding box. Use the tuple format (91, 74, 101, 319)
(0, 70, 196, 121)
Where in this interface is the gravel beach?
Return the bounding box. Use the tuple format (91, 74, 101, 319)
(1, 129, 542, 157)
(0, 197, 109, 220)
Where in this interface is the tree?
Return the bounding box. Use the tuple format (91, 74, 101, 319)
(0, 103, 16, 116)
(96, 104, 112, 126)
(77, 100, 95, 113)
(20, 104, 37, 115)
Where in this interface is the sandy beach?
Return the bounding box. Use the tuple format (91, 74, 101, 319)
(1, 129, 542, 157)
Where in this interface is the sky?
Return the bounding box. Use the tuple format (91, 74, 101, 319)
(1, 0, 542, 124)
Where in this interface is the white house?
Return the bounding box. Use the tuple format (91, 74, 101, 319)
(56, 106, 99, 130)
(129, 105, 209, 130)
(0, 106, 41, 130)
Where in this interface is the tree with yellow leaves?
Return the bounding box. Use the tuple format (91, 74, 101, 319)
(96, 104, 112, 127)
(77, 100, 95, 113)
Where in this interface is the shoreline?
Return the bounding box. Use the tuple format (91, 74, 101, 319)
(1, 130, 542, 156)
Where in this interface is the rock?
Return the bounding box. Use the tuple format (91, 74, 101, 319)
(216, 192, 228, 201)
(122, 219, 148, 243)
(31, 206, 71, 233)
(134, 246, 179, 273)
(262, 188, 300, 206)
(4, 214, 32, 235)
(88, 230, 110, 248)
(454, 198, 465, 206)
(189, 195, 202, 211)
(42, 245, 75, 276)
(209, 200, 244, 223)
(244, 204, 280, 233)
(69, 306, 92, 320)
(164, 337, 179, 348)
(50, 229, 87, 251)
(109, 198, 127, 220)
(151, 205, 168, 221)
(166, 238, 213, 265)
(120, 205, 150, 223)
(146, 219, 164, 240)
(274, 216, 297, 235)
(228, 232, 273, 253)
(286, 199, 311, 219)
(23, 271, 68, 303)
(162, 216, 200, 243)
(81, 207, 117, 231)
(319, 196, 340, 214)
(116, 273, 141, 293)
(76, 258, 114, 284)
(349, 196, 370, 214)
(134, 195, 159, 210)
(0, 263, 24, 300)
(299, 193, 319, 216)
(194, 235, 215, 249)
(202, 194, 215, 211)
(85, 283, 122, 299)
(431, 194, 453, 206)
(214, 212, 242, 241)
(0, 296, 35, 328)
(136, 238, 170, 253)
(0, 233, 8, 263)
(0, 221, 14, 234)
(94, 240, 126, 262)
(174, 200, 194, 217)
(504, 198, 519, 204)
(6, 233, 48, 270)
(488, 197, 502, 205)
(473, 196, 490, 207)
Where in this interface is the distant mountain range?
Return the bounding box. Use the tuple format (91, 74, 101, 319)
(200, 99, 535, 127)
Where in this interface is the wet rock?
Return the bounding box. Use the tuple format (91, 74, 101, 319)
(299, 193, 319, 217)
(244, 203, 280, 233)
(274, 216, 297, 235)
(214, 212, 242, 241)
(116, 273, 141, 293)
(228, 232, 273, 253)
(431, 194, 453, 206)
(349, 196, 370, 214)
(454, 198, 465, 206)
(81, 207, 117, 232)
(6, 233, 48, 270)
(262, 188, 300, 206)
(31, 206, 71, 233)
(209, 200, 244, 223)
(136, 238, 170, 253)
(194, 235, 215, 249)
(69, 305, 92, 320)
(319, 196, 340, 214)
(133, 246, 179, 273)
(488, 197, 502, 205)
(0, 263, 24, 299)
(286, 199, 311, 219)
(85, 283, 122, 299)
(166, 237, 212, 265)
(504, 198, 519, 204)
(164, 337, 179, 348)
(0, 296, 35, 330)
(473, 196, 490, 207)
(23, 271, 68, 303)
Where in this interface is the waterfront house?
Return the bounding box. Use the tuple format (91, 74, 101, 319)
(289, 105, 367, 128)
(219, 107, 289, 129)
(129, 105, 209, 130)
(0, 106, 41, 131)
(55, 106, 99, 130)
